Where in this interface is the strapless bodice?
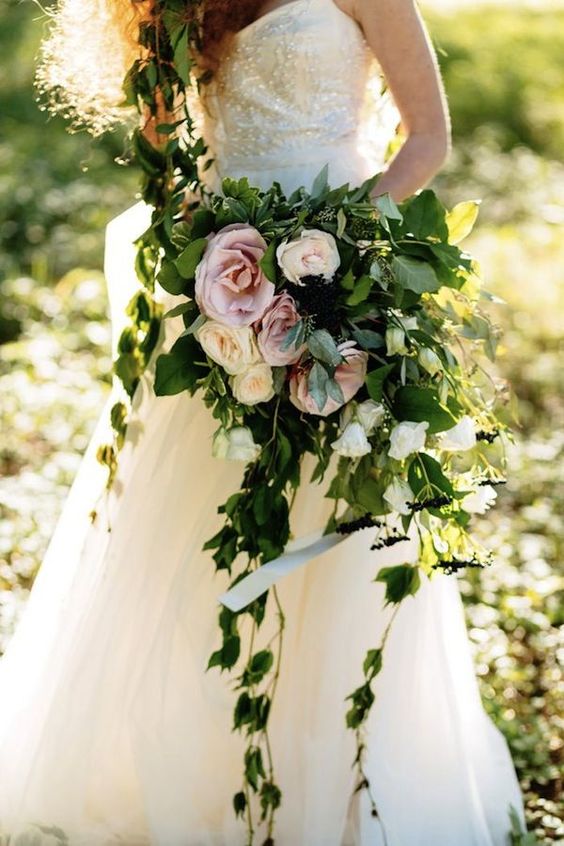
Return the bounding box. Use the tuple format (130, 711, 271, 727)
(200, 0, 399, 194)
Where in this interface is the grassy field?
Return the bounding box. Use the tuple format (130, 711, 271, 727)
(0, 2, 562, 841)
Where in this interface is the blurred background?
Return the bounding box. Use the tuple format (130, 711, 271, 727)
(0, 0, 562, 839)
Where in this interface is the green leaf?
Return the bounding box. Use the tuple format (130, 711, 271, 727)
(244, 746, 266, 792)
(173, 27, 190, 85)
(307, 329, 343, 367)
(158, 260, 188, 295)
(391, 255, 441, 294)
(233, 791, 247, 819)
(363, 648, 383, 679)
(346, 274, 373, 306)
(400, 189, 449, 240)
(351, 328, 385, 350)
(175, 237, 208, 279)
(408, 453, 455, 499)
(207, 635, 241, 671)
(365, 364, 395, 402)
(154, 334, 207, 396)
(375, 564, 421, 605)
(258, 238, 278, 282)
(307, 362, 329, 412)
(392, 386, 456, 433)
(446, 200, 481, 244)
(310, 163, 329, 198)
(281, 318, 305, 352)
(340, 268, 355, 291)
(374, 192, 404, 222)
(163, 300, 193, 319)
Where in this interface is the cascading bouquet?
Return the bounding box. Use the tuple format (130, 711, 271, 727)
(147, 166, 509, 833)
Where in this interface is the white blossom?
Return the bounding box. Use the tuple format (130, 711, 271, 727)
(462, 485, 497, 514)
(438, 416, 477, 452)
(388, 421, 429, 461)
(212, 426, 261, 462)
(383, 478, 413, 515)
(418, 347, 443, 377)
(385, 327, 408, 356)
(331, 421, 372, 458)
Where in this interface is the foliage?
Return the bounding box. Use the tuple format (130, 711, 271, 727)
(428, 7, 564, 159)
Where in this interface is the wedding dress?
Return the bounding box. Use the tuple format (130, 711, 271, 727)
(0, 0, 524, 843)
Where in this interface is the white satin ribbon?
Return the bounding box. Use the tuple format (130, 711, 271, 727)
(218, 530, 346, 612)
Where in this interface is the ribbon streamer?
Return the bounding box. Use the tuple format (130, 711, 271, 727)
(218, 530, 347, 612)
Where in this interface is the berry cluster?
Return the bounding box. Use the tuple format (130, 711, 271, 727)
(348, 215, 379, 242)
(476, 429, 500, 443)
(336, 515, 382, 535)
(294, 274, 342, 334)
(432, 555, 486, 575)
(409, 494, 452, 513)
(370, 530, 410, 551)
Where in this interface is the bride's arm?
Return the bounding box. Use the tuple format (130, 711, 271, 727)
(349, 0, 451, 201)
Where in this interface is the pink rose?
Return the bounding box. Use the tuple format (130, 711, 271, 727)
(289, 341, 368, 417)
(195, 223, 275, 327)
(256, 292, 304, 367)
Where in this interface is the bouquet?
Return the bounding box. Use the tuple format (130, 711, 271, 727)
(145, 165, 509, 832)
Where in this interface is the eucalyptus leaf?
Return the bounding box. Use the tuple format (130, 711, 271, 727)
(307, 329, 343, 367)
(308, 362, 329, 412)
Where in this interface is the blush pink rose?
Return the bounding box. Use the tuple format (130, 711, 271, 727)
(289, 341, 368, 417)
(195, 223, 275, 327)
(256, 291, 304, 367)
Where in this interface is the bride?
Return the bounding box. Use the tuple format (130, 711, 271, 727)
(0, 0, 524, 843)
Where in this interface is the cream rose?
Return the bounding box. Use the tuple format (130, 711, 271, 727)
(197, 321, 261, 375)
(231, 363, 275, 406)
(212, 426, 261, 462)
(276, 228, 340, 285)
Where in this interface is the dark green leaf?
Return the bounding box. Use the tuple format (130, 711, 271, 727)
(346, 274, 373, 306)
(376, 564, 421, 605)
(258, 238, 278, 282)
(365, 364, 395, 402)
(154, 334, 207, 396)
(392, 386, 456, 433)
(391, 255, 440, 294)
(175, 237, 208, 279)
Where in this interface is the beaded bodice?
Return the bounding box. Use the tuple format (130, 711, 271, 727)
(200, 0, 396, 193)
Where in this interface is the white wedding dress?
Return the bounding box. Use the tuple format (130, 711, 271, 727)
(0, 1, 524, 843)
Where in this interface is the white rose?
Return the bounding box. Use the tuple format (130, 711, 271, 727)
(340, 399, 386, 434)
(388, 421, 429, 461)
(385, 326, 408, 356)
(418, 347, 443, 377)
(383, 478, 413, 516)
(197, 320, 261, 375)
(231, 363, 275, 406)
(212, 426, 261, 462)
(331, 421, 372, 458)
(438, 416, 477, 452)
(356, 400, 386, 434)
(276, 228, 340, 285)
(462, 484, 497, 514)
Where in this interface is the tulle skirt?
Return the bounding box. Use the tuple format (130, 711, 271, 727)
(0, 186, 524, 845)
